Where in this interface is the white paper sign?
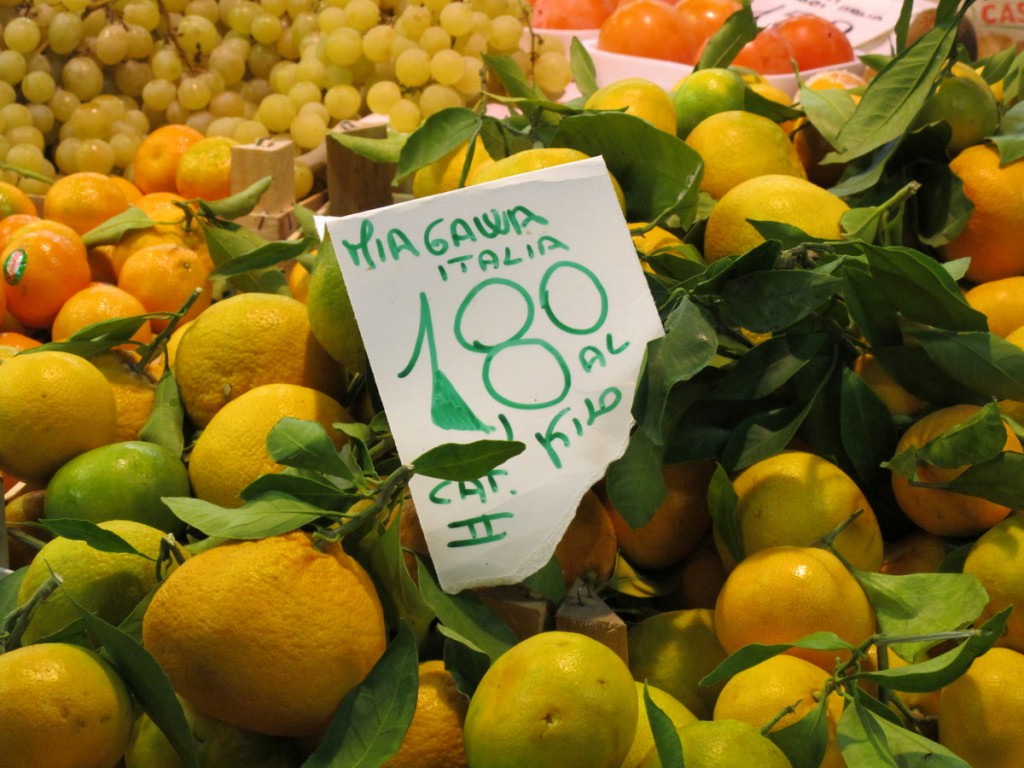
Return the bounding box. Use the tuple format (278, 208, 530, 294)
(751, 0, 905, 49)
(322, 157, 664, 593)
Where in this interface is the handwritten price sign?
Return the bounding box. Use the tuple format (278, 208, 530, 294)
(323, 158, 663, 592)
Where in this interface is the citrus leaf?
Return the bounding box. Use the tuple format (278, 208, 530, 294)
(799, 85, 857, 148)
(707, 463, 742, 565)
(569, 36, 598, 99)
(209, 238, 312, 278)
(644, 683, 685, 767)
(696, 3, 756, 70)
(302, 622, 419, 768)
(443, 635, 490, 697)
(331, 130, 407, 165)
(266, 417, 356, 479)
(0, 567, 27, 620)
(162, 492, 326, 539)
(203, 226, 288, 294)
(721, 271, 843, 334)
(140, 370, 185, 458)
(417, 561, 516, 662)
(522, 555, 566, 604)
(767, 689, 832, 768)
(393, 107, 480, 182)
(701, 632, 857, 688)
(606, 430, 667, 530)
(199, 176, 273, 220)
(932, 451, 1024, 507)
(839, 368, 896, 490)
(841, 262, 902, 347)
(709, 332, 829, 401)
(239, 471, 353, 505)
(29, 519, 154, 560)
(912, 329, 1024, 401)
(81, 206, 157, 248)
(411, 440, 525, 481)
(484, 53, 544, 101)
(914, 400, 1008, 469)
(66, 592, 201, 768)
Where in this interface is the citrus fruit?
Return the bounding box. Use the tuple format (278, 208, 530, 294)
(713, 654, 845, 768)
(717, 450, 884, 572)
(554, 488, 618, 588)
(463, 631, 638, 768)
(686, 111, 806, 200)
(914, 72, 998, 155)
(50, 282, 153, 345)
(117, 242, 212, 332)
(941, 144, 1024, 283)
(0, 330, 40, 351)
(671, 67, 747, 139)
(125, 695, 304, 768)
(938, 646, 1024, 768)
(729, 28, 794, 75)
(45, 440, 189, 535)
(286, 260, 311, 302)
(0, 179, 36, 218)
(964, 275, 1024, 337)
(606, 460, 714, 570)
(187, 382, 350, 508)
(879, 530, 947, 575)
(89, 349, 160, 442)
(173, 291, 344, 427)
(109, 191, 212, 277)
(637, 719, 793, 768)
(2, 219, 91, 329)
(143, 530, 387, 737)
(305, 247, 367, 377)
(622, 682, 697, 768)
(0, 350, 117, 484)
(383, 660, 469, 768)
(674, 0, 742, 48)
(111, 175, 143, 204)
(598, 0, 702, 64)
(42, 171, 131, 236)
(584, 77, 678, 135)
(0, 642, 133, 768)
(661, 533, 728, 610)
(963, 514, 1024, 653)
(627, 608, 728, 719)
(714, 545, 875, 671)
(852, 353, 926, 417)
(772, 14, 855, 71)
(0, 212, 40, 252)
(17, 519, 181, 644)
(412, 138, 494, 198)
(175, 135, 237, 201)
(133, 123, 205, 194)
(4, 488, 47, 569)
(891, 403, 1022, 537)
(703, 174, 850, 262)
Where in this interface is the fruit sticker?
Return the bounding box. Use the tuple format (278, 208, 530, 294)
(3, 249, 26, 286)
(322, 158, 663, 592)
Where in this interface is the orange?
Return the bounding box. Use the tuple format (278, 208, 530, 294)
(90, 349, 159, 442)
(606, 460, 714, 570)
(598, 0, 702, 64)
(963, 515, 1024, 654)
(176, 135, 238, 201)
(109, 191, 212, 276)
(50, 282, 154, 345)
(554, 488, 618, 588)
(638, 719, 791, 768)
(942, 144, 1024, 283)
(584, 78, 679, 135)
(670, 67, 747, 139)
(0, 331, 41, 351)
(86, 245, 120, 283)
(42, 171, 131, 237)
(3, 488, 47, 569)
(383, 660, 469, 768)
(110, 175, 143, 204)
(0, 213, 39, 252)
(714, 545, 875, 672)
(532, 0, 614, 29)
(661, 533, 728, 610)
(914, 72, 998, 155)
(287, 260, 310, 302)
(852, 352, 925, 416)
(412, 137, 493, 198)
(2, 220, 91, 329)
(174, 292, 345, 428)
(879, 530, 947, 575)
(0, 180, 36, 218)
(964, 275, 1024, 337)
(938, 647, 1024, 768)
(133, 123, 205, 194)
(117, 242, 212, 332)
(143, 531, 387, 737)
(891, 403, 1022, 537)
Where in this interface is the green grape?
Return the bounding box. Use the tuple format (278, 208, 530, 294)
(62, 56, 104, 100)
(95, 24, 130, 66)
(186, 0, 219, 23)
(110, 130, 143, 167)
(222, 34, 252, 58)
(322, 63, 353, 87)
(20, 70, 56, 104)
(18, 166, 52, 195)
(454, 55, 483, 96)
(151, 48, 184, 81)
(54, 137, 80, 173)
(429, 48, 464, 85)
(49, 89, 81, 123)
(269, 60, 298, 93)
(123, 108, 150, 134)
(532, 49, 571, 95)
(388, 97, 421, 133)
(294, 159, 314, 199)
(325, 27, 363, 66)
(67, 103, 110, 139)
(142, 78, 177, 111)
(324, 83, 361, 119)
(200, 69, 226, 96)
(488, 14, 523, 51)
(361, 24, 395, 62)
(27, 104, 55, 134)
(0, 103, 32, 130)
(261, 0, 288, 16)
(365, 78, 400, 114)
(185, 109, 215, 134)
(47, 12, 85, 55)
(125, 24, 155, 58)
(123, 1, 161, 30)
(470, 0, 504, 18)
(394, 47, 430, 87)
(210, 89, 246, 117)
(288, 79, 321, 107)
(439, 1, 473, 37)
(178, 14, 221, 53)
(289, 110, 327, 149)
(114, 61, 152, 98)
(248, 42, 280, 78)
(209, 43, 248, 84)
(419, 82, 462, 117)
(345, 0, 380, 32)
(453, 31, 487, 57)
(207, 115, 243, 136)
(419, 25, 451, 55)
(395, 5, 431, 39)
(32, 4, 58, 29)
(390, 34, 417, 58)
(3, 17, 41, 54)
(226, 1, 259, 34)
(298, 99, 329, 121)
(7, 125, 45, 151)
(178, 76, 213, 110)
(289, 10, 317, 46)
(61, 0, 91, 13)
(239, 76, 272, 104)
(165, 100, 190, 125)
(7, 142, 46, 173)
(0, 51, 27, 86)
(233, 118, 270, 143)
(295, 54, 326, 86)
(74, 137, 115, 174)
(287, 0, 314, 18)
(256, 92, 296, 131)
(316, 5, 346, 32)
(0, 81, 15, 109)
(424, 0, 448, 13)
(83, 9, 107, 37)
(251, 11, 283, 43)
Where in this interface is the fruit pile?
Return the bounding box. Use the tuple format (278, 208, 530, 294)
(5, 2, 1024, 767)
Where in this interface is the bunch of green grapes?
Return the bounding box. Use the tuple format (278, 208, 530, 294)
(0, 0, 572, 191)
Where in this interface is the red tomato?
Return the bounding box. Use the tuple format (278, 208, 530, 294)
(533, 0, 616, 29)
(773, 14, 855, 70)
(674, 0, 742, 49)
(598, 0, 703, 63)
(730, 28, 794, 75)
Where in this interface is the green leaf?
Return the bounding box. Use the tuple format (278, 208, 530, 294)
(722, 271, 843, 334)
(484, 53, 544, 101)
(701, 632, 857, 688)
(199, 176, 273, 220)
(852, 569, 990, 661)
(916, 400, 1009, 469)
(412, 440, 525, 481)
(417, 562, 516, 662)
(935, 451, 1024, 507)
(839, 368, 896, 490)
(239, 471, 353, 505)
(31, 519, 154, 559)
(140, 370, 185, 457)
(163, 492, 326, 539)
(210, 238, 311, 278)
(911, 159, 974, 247)
(767, 690, 833, 768)
(569, 37, 598, 99)
(67, 592, 201, 768)
(393, 107, 480, 182)
(81, 206, 157, 248)
(302, 622, 420, 768)
(0, 567, 27, 619)
(841, 262, 902, 347)
(204, 226, 288, 294)
(551, 112, 704, 225)
(644, 683, 685, 767)
(696, 3, 756, 70)
(838, 695, 971, 767)
(606, 431, 668, 530)
(870, 344, 981, 406)
(522, 555, 566, 604)
(707, 463, 742, 565)
(266, 417, 355, 479)
(443, 636, 490, 697)
(912, 329, 1024, 401)
(799, 86, 857, 149)
(368, 506, 436, 646)
(331, 130, 407, 164)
